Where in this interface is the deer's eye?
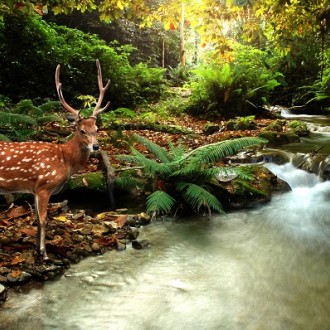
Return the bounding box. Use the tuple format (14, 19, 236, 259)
(80, 129, 86, 134)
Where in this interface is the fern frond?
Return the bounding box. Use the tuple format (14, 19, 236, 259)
(38, 101, 62, 113)
(114, 175, 144, 190)
(0, 134, 11, 142)
(215, 166, 254, 182)
(133, 134, 170, 163)
(185, 137, 267, 166)
(175, 182, 224, 214)
(15, 99, 43, 117)
(0, 112, 37, 126)
(117, 148, 173, 178)
(146, 190, 176, 215)
(36, 115, 62, 124)
(168, 140, 187, 160)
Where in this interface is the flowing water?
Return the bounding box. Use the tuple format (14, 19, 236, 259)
(2, 117, 330, 330)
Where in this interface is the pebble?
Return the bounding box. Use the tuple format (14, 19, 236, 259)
(91, 242, 100, 252)
(132, 239, 150, 250)
(0, 284, 8, 303)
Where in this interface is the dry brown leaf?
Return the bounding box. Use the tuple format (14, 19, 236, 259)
(11, 255, 26, 265)
(5, 204, 31, 220)
(19, 228, 37, 237)
(10, 269, 22, 278)
(115, 215, 127, 228)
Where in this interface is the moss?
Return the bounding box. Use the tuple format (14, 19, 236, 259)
(264, 119, 285, 132)
(258, 131, 277, 142)
(227, 116, 257, 131)
(65, 172, 106, 192)
(287, 120, 309, 137)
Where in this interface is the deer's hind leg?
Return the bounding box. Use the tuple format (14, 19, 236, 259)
(34, 191, 51, 260)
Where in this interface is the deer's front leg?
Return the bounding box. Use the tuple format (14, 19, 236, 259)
(35, 191, 51, 260)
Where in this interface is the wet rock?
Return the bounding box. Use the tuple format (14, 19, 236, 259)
(91, 242, 101, 252)
(84, 245, 93, 253)
(0, 284, 8, 303)
(137, 212, 151, 225)
(132, 239, 150, 250)
(203, 124, 220, 135)
(116, 240, 126, 251)
(128, 227, 139, 240)
(6, 270, 32, 283)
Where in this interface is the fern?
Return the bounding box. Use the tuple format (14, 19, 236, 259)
(0, 111, 37, 126)
(146, 190, 176, 215)
(15, 99, 43, 117)
(38, 101, 62, 113)
(133, 134, 170, 163)
(185, 137, 267, 166)
(36, 115, 62, 124)
(0, 134, 11, 142)
(176, 182, 224, 214)
(114, 174, 144, 190)
(117, 135, 267, 219)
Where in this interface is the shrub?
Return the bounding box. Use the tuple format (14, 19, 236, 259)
(187, 44, 283, 118)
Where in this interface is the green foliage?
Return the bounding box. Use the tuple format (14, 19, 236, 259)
(227, 116, 257, 130)
(0, 13, 166, 108)
(167, 65, 191, 87)
(117, 134, 267, 218)
(146, 191, 176, 215)
(0, 99, 62, 141)
(188, 44, 283, 118)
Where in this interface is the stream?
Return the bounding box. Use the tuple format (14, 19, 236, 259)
(1, 115, 330, 330)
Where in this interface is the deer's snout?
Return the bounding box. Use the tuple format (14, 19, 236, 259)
(92, 143, 99, 151)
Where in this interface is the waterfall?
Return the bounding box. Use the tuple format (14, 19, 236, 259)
(264, 162, 330, 243)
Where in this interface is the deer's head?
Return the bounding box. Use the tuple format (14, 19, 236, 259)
(55, 59, 111, 152)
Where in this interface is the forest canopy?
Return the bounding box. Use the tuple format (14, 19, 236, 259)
(1, 0, 330, 113)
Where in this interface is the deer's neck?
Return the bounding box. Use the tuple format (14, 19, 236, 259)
(61, 133, 91, 175)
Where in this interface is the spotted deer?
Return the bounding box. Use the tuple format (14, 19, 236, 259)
(0, 59, 110, 260)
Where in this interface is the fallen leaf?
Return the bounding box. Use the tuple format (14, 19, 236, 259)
(10, 269, 22, 278)
(19, 228, 37, 237)
(53, 215, 68, 222)
(115, 215, 127, 228)
(96, 236, 117, 247)
(5, 204, 31, 220)
(11, 255, 26, 265)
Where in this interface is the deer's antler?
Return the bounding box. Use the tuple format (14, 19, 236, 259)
(91, 59, 111, 119)
(55, 64, 81, 118)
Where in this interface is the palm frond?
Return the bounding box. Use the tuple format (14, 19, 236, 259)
(133, 134, 170, 163)
(175, 182, 224, 214)
(146, 190, 176, 215)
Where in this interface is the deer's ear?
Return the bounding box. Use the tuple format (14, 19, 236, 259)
(66, 115, 81, 125)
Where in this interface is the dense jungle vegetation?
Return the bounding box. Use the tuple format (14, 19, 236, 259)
(0, 0, 329, 217)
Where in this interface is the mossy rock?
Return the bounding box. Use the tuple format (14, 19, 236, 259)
(223, 166, 290, 209)
(258, 131, 300, 146)
(287, 120, 309, 137)
(65, 172, 106, 192)
(227, 116, 257, 131)
(264, 119, 286, 132)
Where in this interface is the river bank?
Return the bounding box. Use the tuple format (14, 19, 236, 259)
(0, 114, 306, 301)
